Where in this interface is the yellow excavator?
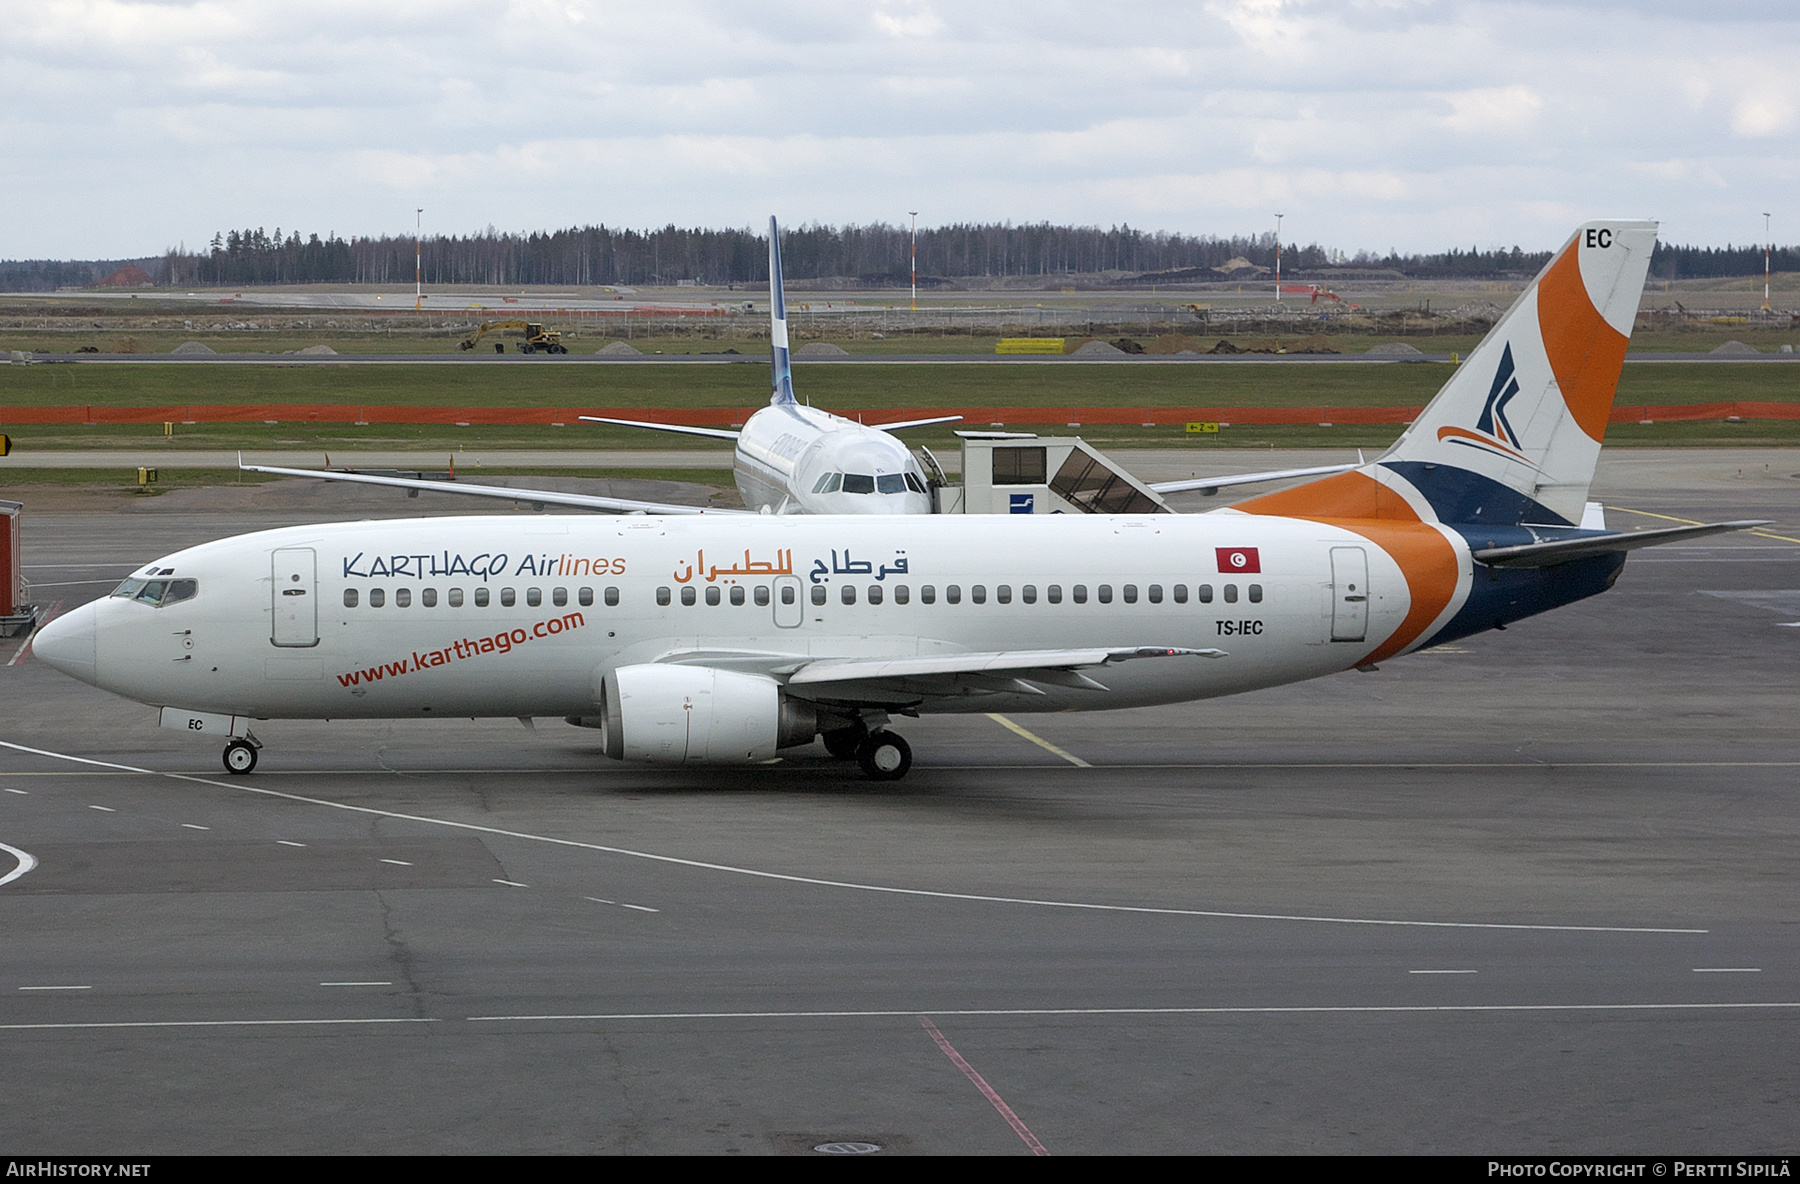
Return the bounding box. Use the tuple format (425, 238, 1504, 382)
(456, 320, 568, 354)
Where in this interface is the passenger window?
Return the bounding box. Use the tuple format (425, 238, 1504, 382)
(605, 587, 620, 607)
(972, 585, 987, 604)
(1048, 585, 1062, 604)
(501, 588, 516, 607)
(1249, 584, 1264, 603)
(553, 587, 567, 607)
(1097, 585, 1113, 604)
(758, 586, 774, 606)
(343, 588, 359, 608)
(656, 587, 671, 606)
(422, 588, 437, 607)
(1224, 584, 1239, 604)
(776, 586, 791, 606)
(811, 585, 827, 606)
(578, 587, 592, 607)
(840, 585, 857, 605)
(868, 584, 883, 605)
(448, 588, 464, 607)
(705, 586, 721, 606)
(474, 587, 490, 607)
(1073, 585, 1087, 604)
(946, 585, 962, 605)
(526, 588, 542, 607)
(396, 588, 412, 608)
(1173, 584, 1188, 604)
(921, 585, 936, 604)
(370, 588, 385, 608)
(1021, 585, 1036, 604)
(680, 587, 697, 606)
(1197, 584, 1214, 604)
(894, 585, 910, 605)
(996, 585, 1011, 604)
(1148, 585, 1163, 604)
(730, 586, 745, 606)
(1123, 584, 1138, 604)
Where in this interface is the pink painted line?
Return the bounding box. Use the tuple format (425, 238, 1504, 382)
(919, 1015, 1049, 1156)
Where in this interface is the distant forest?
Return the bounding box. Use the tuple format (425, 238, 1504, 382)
(2, 223, 1795, 291)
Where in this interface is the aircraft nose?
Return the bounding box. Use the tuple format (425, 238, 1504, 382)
(32, 601, 98, 684)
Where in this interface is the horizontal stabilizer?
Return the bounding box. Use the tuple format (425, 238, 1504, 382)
(870, 415, 963, 433)
(237, 459, 745, 516)
(1472, 520, 1768, 568)
(1151, 463, 1357, 496)
(578, 416, 741, 441)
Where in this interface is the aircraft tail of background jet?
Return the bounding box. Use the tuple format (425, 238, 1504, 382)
(769, 215, 797, 407)
(1236, 220, 1657, 529)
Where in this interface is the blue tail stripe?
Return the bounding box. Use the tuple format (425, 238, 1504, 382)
(768, 216, 796, 406)
(1381, 460, 1572, 527)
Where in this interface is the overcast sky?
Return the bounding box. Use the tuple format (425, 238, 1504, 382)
(4, 0, 1796, 259)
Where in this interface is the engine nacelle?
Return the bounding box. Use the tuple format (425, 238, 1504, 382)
(596, 664, 815, 764)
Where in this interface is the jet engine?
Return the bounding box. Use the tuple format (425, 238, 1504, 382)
(583, 664, 816, 764)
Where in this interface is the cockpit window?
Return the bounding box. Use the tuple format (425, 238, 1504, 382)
(876, 473, 906, 495)
(812, 472, 843, 494)
(110, 577, 197, 607)
(905, 472, 928, 494)
(842, 474, 876, 494)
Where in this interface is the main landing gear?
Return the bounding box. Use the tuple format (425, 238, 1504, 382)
(820, 718, 913, 782)
(222, 732, 262, 775)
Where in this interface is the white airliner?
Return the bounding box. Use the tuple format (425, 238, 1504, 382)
(33, 220, 1762, 780)
(243, 217, 955, 516)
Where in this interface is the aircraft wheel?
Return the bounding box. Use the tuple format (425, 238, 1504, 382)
(856, 730, 911, 781)
(223, 740, 258, 775)
(822, 724, 866, 760)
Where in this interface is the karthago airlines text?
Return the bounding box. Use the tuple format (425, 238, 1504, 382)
(336, 612, 586, 687)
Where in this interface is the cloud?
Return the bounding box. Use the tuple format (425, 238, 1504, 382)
(3, 1, 1799, 256)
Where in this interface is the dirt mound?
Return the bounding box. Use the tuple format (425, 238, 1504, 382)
(1068, 339, 1127, 358)
(1148, 334, 1200, 354)
(1284, 334, 1340, 354)
(1367, 342, 1424, 356)
(295, 344, 338, 356)
(1709, 340, 1760, 356)
(796, 342, 849, 356)
(597, 341, 643, 356)
(171, 341, 216, 355)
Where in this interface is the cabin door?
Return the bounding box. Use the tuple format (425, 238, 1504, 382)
(271, 547, 319, 648)
(1329, 546, 1369, 643)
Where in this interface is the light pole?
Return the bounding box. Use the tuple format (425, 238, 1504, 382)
(909, 211, 919, 312)
(1763, 212, 1772, 312)
(1274, 213, 1284, 302)
(415, 208, 424, 311)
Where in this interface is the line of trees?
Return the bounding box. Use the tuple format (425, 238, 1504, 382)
(4, 224, 1797, 291)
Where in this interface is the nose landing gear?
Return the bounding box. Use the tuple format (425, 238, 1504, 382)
(222, 732, 262, 775)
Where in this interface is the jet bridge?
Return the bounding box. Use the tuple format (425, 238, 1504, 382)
(928, 432, 1170, 515)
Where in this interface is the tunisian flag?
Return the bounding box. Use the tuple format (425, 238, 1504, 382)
(1216, 547, 1261, 573)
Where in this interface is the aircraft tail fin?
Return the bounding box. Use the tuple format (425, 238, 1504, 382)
(1235, 220, 1657, 527)
(768, 216, 796, 406)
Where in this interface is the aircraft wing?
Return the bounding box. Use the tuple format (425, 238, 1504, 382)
(1150, 463, 1358, 495)
(781, 645, 1225, 702)
(237, 460, 749, 516)
(1471, 520, 1770, 568)
(868, 415, 963, 433)
(577, 416, 742, 441)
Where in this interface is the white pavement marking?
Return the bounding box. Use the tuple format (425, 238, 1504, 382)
(86, 805, 116, 812)
(621, 904, 660, 913)
(321, 982, 392, 987)
(3, 788, 27, 795)
(379, 859, 412, 866)
(0, 738, 1712, 935)
(1694, 968, 1762, 973)
(466, 1002, 1800, 1023)
(0, 841, 39, 888)
(0, 1018, 436, 1031)
(1409, 970, 1478, 975)
(18, 986, 90, 991)
(182, 824, 209, 830)
(276, 840, 306, 847)
(493, 879, 528, 888)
